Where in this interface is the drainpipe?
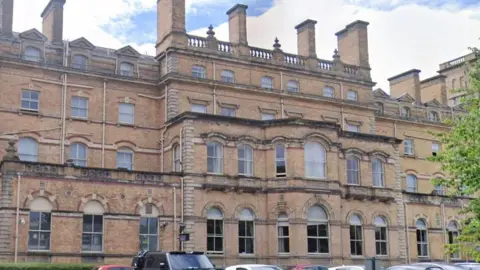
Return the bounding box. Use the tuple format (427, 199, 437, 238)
(441, 203, 448, 263)
(60, 73, 68, 163)
(181, 176, 184, 251)
(280, 72, 283, 90)
(14, 173, 21, 263)
(101, 80, 107, 167)
(404, 202, 411, 264)
(394, 122, 397, 138)
(173, 186, 177, 251)
(213, 87, 217, 115)
(340, 82, 345, 129)
(280, 98, 284, 118)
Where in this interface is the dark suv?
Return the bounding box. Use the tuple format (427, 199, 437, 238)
(131, 251, 215, 270)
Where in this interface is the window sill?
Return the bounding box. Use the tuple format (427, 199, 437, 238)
(117, 123, 136, 128)
(206, 253, 225, 257)
(70, 116, 89, 122)
(27, 250, 51, 254)
(206, 173, 224, 176)
(305, 177, 327, 180)
(277, 253, 290, 257)
(19, 109, 40, 115)
(238, 253, 256, 257)
(404, 154, 416, 159)
(81, 251, 104, 255)
(307, 253, 330, 257)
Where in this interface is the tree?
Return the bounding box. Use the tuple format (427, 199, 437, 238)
(429, 48, 480, 261)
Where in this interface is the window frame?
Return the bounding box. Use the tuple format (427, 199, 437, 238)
(116, 147, 134, 170)
(346, 124, 360, 132)
(82, 214, 104, 253)
(349, 215, 364, 256)
(238, 144, 254, 176)
(401, 107, 410, 118)
(307, 205, 330, 254)
(287, 80, 299, 92)
(207, 142, 223, 174)
(428, 111, 439, 122)
(374, 217, 388, 256)
(173, 144, 181, 172)
(406, 174, 418, 193)
(118, 103, 135, 125)
(261, 113, 275, 120)
(71, 96, 88, 119)
(404, 139, 414, 156)
(69, 142, 88, 167)
(275, 144, 287, 178)
(28, 211, 51, 251)
(305, 142, 327, 179)
(221, 70, 235, 83)
(323, 86, 334, 98)
(139, 217, 158, 251)
(432, 142, 440, 155)
(206, 208, 224, 255)
(18, 137, 39, 162)
(261, 76, 274, 90)
(72, 54, 88, 70)
(372, 158, 385, 187)
(191, 103, 207, 113)
(21, 89, 40, 112)
(447, 221, 460, 259)
(277, 213, 290, 254)
(347, 90, 358, 101)
(23, 46, 41, 62)
(220, 107, 236, 117)
(346, 156, 360, 185)
(120, 62, 135, 77)
(192, 65, 206, 79)
(238, 209, 255, 255)
(416, 219, 429, 258)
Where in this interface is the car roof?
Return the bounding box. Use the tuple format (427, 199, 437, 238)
(227, 265, 279, 268)
(96, 266, 132, 269)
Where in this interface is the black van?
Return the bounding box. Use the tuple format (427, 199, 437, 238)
(131, 251, 215, 270)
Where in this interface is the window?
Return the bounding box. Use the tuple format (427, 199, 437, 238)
(220, 107, 236, 117)
(452, 96, 463, 106)
(192, 65, 206, 79)
(191, 104, 207, 113)
(261, 76, 274, 90)
(207, 208, 224, 254)
(452, 79, 457, 89)
(19, 137, 38, 162)
(406, 174, 417, 192)
(139, 217, 158, 251)
(23, 46, 41, 62)
(72, 55, 88, 70)
(261, 113, 275, 120)
(277, 213, 290, 254)
(432, 143, 439, 156)
(287, 80, 299, 92)
(447, 221, 459, 259)
(401, 107, 410, 118)
(460, 76, 465, 88)
(374, 216, 388, 256)
(323, 86, 334, 98)
(347, 90, 358, 101)
(82, 214, 103, 252)
(117, 147, 133, 170)
(346, 124, 360, 132)
(207, 142, 223, 174)
(347, 157, 360, 185)
(120, 62, 134, 76)
(416, 219, 429, 257)
(28, 197, 52, 251)
(21, 90, 39, 111)
(118, 103, 134, 124)
(305, 142, 326, 179)
(69, 143, 87, 167)
(173, 144, 181, 172)
(238, 208, 255, 254)
(375, 102, 384, 115)
(434, 185, 444, 195)
(275, 144, 286, 177)
(428, 111, 439, 122)
(238, 144, 253, 176)
(71, 96, 88, 118)
(372, 159, 384, 187)
(221, 70, 234, 83)
(404, 139, 414, 156)
(307, 205, 329, 254)
(349, 214, 363, 256)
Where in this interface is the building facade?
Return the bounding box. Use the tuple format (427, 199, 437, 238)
(0, 0, 472, 267)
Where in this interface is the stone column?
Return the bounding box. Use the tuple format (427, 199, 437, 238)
(393, 144, 407, 262)
(181, 120, 196, 251)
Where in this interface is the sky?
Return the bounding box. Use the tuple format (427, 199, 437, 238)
(12, 0, 480, 91)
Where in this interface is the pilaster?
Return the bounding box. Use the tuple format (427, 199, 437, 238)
(393, 144, 407, 261)
(182, 120, 196, 251)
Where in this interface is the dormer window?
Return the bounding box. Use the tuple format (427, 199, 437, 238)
(120, 62, 134, 76)
(72, 55, 88, 70)
(401, 107, 410, 118)
(23, 47, 41, 62)
(428, 111, 439, 122)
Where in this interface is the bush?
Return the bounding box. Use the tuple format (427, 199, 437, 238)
(0, 263, 94, 270)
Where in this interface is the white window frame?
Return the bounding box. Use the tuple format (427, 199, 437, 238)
(347, 90, 358, 101)
(432, 142, 440, 155)
(404, 139, 414, 156)
(238, 144, 254, 176)
(428, 111, 439, 122)
(277, 213, 290, 254)
(347, 157, 360, 185)
(261, 76, 274, 90)
(82, 214, 103, 253)
(434, 185, 445, 195)
(173, 144, 181, 172)
(275, 144, 287, 178)
(307, 205, 330, 254)
(118, 103, 135, 125)
(18, 137, 38, 162)
(406, 174, 417, 192)
(120, 62, 134, 76)
(72, 54, 88, 70)
(416, 219, 429, 258)
(261, 113, 275, 120)
(191, 104, 207, 113)
(346, 124, 360, 132)
(192, 65, 206, 79)
(220, 107, 236, 117)
(305, 142, 326, 179)
(374, 217, 388, 256)
(116, 148, 134, 170)
(372, 159, 384, 187)
(207, 142, 223, 174)
(349, 215, 364, 256)
(70, 142, 88, 167)
(238, 209, 255, 255)
(71, 96, 88, 118)
(139, 217, 158, 251)
(287, 80, 299, 92)
(447, 221, 460, 259)
(24, 46, 41, 62)
(221, 70, 234, 83)
(323, 86, 334, 98)
(28, 211, 51, 251)
(21, 89, 40, 112)
(207, 208, 224, 255)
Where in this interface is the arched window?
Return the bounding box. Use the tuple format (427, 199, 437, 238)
(19, 137, 38, 162)
(372, 159, 384, 187)
(207, 207, 224, 254)
(307, 205, 329, 254)
(24, 46, 41, 62)
(347, 156, 360, 185)
(349, 214, 363, 256)
(28, 197, 52, 251)
(434, 184, 444, 195)
(261, 76, 274, 90)
(428, 111, 439, 122)
(172, 144, 181, 172)
(305, 142, 326, 179)
(238, 208, 255, 254)
(192, 65, 206, 79)
(207, 142, 223, 174)
(452, 79, 457, 89)
(375, 102, 384, 115)
(460, 76, 465, 88)
(323, 86, 334, 98)
(275, 144, 287, 178)
(447, 221, 459, 259)
(406, 174, 417, 192)
(69, 143, 87, 167)
(221, 70, 234, 83)
(139, 203, 159, 251)
(116, 147, 133, 170)
(347, 90, 358, 101)
(120, 62, 134, 76)
(401, 107, 410, 118)
(287, 80, 299, 92)
(416, 219, 429, 257)
(374, 216, 388, 255)
(72, 55, 88, 70)
(82, 200, 104, 252)
(238, 144, 253, 176)
(277, 213, 290, 254)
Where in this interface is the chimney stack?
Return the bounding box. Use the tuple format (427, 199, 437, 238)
(388, 69, 422, 102)
(227, 4, 248, 45)
(0, 0, 14, 35)
(295, 19, 317, 58)
(335, 20, 370, 67)
(156, 0, 186, 55)
(41, 0, 66, 44)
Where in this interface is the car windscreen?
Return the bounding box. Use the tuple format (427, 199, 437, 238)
(168, 254, 215, 270)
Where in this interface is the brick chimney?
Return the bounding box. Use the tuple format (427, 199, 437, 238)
(335, 20, 370, 68)
(295, 19, 317, 58)
(0, 0, 14, 35)
(156, 0, 186, 55)
(227, 4, 248, 45)
(388, 69, 422, 102)
(41, 0, 66, 44)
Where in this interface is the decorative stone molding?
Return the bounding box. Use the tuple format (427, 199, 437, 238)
(345, 209, 368, 224)
(217, 101, 239, 109)
(321, 115, 339, 124)
(233, 204, 258, 219)
(134, 198, 164, 216)
(258, 107, 278, 115)
(187, 97, 210, 106)
(284, 110, 303, 119)
(78, 194, 110, 213)
(23, 190, 59, 210)
(201, 201, 229, 217)
(302, 196, 335, 220)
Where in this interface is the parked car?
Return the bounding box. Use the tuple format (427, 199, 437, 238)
(329, 266, 365, 270)
(455, 263, 480, 270)
(92, 266, 133, 270)
(225, 265, 283, 270)
(387, 265, 435, 270)
(131, 250, 215, 270)
(290, 265, 328, 270)
(411, 263, 467, 270)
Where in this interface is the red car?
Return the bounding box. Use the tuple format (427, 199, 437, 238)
(92, 265, 133, 270)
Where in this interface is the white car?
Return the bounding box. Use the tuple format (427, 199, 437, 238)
(225, 265, 283, 270)
(329, 266, 365, 270)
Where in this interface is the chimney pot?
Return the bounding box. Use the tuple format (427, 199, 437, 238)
(335, 20, 370, 67)
(295, 19, 317, 58)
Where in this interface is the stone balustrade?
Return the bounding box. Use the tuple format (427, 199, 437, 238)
(344, 185, 395, 203)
